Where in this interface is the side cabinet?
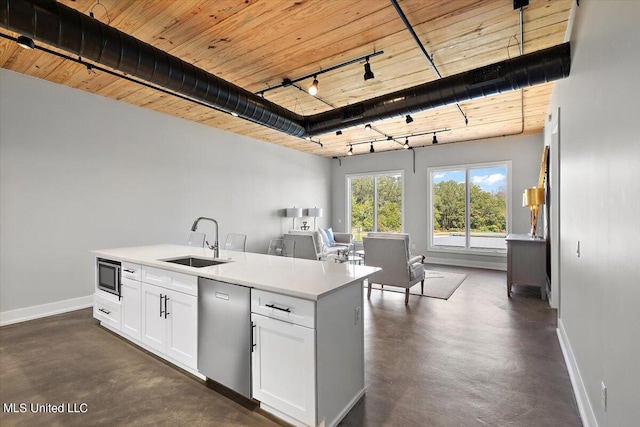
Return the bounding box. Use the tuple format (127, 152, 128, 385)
(251, 289, 316, 426)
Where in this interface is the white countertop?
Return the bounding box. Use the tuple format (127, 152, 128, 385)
(91, 244, 379, 301)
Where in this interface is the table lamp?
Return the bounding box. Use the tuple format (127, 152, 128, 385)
(286, 207, 303, 230)
(306, 207, 323, 229)
(523, 187, 545, 238)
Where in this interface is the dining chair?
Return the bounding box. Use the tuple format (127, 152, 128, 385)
(187, 232, 206, 247)
(268, 239, 295, 257)
(224, 233, 247, 252)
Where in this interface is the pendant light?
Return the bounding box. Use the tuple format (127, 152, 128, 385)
(432, 133, 438, 144)
(369, 142, 375, 153)
(17, 35, 35, 50)
(403, 137, 410, 149)
(348, 145, 353, 156)
(308, 76, 319, 96)
(363, 57, 375, 80)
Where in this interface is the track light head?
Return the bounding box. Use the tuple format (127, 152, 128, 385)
(17, 35, 35, 50)
(370, 142, 375, 153)
(308, 76, 319, 96)
(363, 57, 375, 81)
(365, 124, 372, 131)
(404, 137, 410, 149)
(405, 115, 413, 124)
(348, 145, 353, 156)
(432, 133, 438, 144)
(336, 130, 342, 136)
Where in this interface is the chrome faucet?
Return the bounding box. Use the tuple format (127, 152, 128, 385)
(191, 217, 219, 258)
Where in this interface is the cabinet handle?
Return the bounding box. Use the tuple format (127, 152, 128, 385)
(265, 303, 290, 313)
(159, 294, 165, 317)
(98, 308, 111, 315)
(251, 322, 256, 352)
(164, 296, 170, 319)
(124, 269, 135, 273)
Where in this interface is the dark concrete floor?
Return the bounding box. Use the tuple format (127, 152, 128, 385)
(0, 265, 581, 426)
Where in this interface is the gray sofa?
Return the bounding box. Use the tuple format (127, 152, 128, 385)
(284, 230, 353, 260)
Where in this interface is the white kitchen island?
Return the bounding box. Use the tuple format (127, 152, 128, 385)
(91, 244, 379, 427)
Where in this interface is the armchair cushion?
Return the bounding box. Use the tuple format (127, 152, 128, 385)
(286, 230, 353, 260)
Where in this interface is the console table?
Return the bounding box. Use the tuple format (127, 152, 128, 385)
(506, 234, 547, 300)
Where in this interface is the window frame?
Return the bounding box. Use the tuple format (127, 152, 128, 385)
(427, 161, 512, 257)
(346, 170, 405, 241)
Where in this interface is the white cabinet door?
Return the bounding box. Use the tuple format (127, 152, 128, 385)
(166, 290, 198, 369)
(252, 313, 316, 426)
(121, 278, 141, 341)
(141, 283, 166, 354)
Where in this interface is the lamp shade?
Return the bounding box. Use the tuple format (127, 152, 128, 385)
(285, 207, 303, 218)
(523, 187, 545, 207)
(306, 208, 323, 218)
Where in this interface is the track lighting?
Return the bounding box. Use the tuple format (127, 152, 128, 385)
(405, 115, 413, 124)
(348, 145, 353, 156)
(432, 133, 438, 144)
(17, 35, 35, 50)
(336, 130, 342, 135)
(365, 124, 372, 131)
(370, 142, 375, 153)
(308, 76, 319, 96)
(363, 57, 375, 81)
(404, 137, 410, 149)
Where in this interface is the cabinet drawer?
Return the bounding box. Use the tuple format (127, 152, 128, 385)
(251, 289, 315, 329)
(141, 266, 171, 287)
(171, 271, 198, 296)
(94, 292, 121, 330)
(122, 262, 141, 281)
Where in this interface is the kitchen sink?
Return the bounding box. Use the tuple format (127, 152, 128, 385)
(164, 257, 229, 268)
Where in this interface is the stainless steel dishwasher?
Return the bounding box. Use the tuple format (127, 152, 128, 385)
(198, 278, 251, 398)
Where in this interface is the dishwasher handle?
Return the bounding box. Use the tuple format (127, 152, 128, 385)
(265, 303, 290, 313)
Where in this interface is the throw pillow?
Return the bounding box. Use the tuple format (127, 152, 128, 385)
(318, 228, 331, 248)
(323, 227, 336, 247)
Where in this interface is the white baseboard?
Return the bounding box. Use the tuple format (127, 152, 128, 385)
(424, 256, 506, 271)
(0, 295, 93, 326)
(557, 319, 597, 427)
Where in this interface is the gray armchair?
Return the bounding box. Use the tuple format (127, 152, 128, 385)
(363, 233, 425, 305)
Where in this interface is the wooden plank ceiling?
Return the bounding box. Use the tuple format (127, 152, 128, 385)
(0, 0, 573, 158)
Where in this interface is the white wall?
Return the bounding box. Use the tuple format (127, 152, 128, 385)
(548, 1, 640, 426)
(330, 133, 543, 270)
(0, 69, 331, 318)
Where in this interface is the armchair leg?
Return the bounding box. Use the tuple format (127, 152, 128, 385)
(405, 288, 409, 305)
(367, 282, 372, 299)
(421, 280, 424, 295)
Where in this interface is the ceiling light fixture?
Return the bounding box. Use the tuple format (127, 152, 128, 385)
(308, 76, 319, 96)
(404, 137, 410, 149)
(336, 130, 342, 135)
(370, 142, 375, 153)
(348, 145, 353, 156)
(432, 133, 438, 144)
(363, 56, 375, 81)
(365, 124, 372, 131)
(405, 114, 414, 124)
(16, 35, 35, 50)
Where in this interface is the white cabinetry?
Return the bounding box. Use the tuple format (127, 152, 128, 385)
(252, 312, 316, 426)
(140, 267, 198, 370)
(121, 262, 142, 340)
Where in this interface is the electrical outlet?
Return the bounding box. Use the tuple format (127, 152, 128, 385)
(601, 381, 607, 411)
(355, 306, 361, 325)
(576, 240, 581, 258)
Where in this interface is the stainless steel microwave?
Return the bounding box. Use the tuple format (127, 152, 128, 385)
(97, 258, 121, 297)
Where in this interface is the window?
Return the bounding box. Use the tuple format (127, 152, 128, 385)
(347, 171, 404, 241)
(429, 162, 510, 253)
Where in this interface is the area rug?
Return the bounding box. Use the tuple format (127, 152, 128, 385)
(367, 270, 468, 300)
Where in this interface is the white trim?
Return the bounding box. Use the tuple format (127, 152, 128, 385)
(557, 319, 597, 427)
(325, 388, 365, 427)
(0, 295, 93, 326)
(424, 256, 506, 271)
